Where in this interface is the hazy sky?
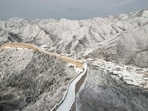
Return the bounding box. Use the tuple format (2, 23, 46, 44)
(0, 0, 148, 20)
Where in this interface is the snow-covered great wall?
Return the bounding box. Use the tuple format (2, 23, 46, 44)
(0, 9, 148, 111)
(51, 63, 87, 111)
(0, 10, 148, 67)
(0, 42, 87, 111)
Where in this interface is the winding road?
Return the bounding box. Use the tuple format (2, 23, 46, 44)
(0, 43, 83, 68)
(55, 63, 87, 111)
(0, 43, 88, 111)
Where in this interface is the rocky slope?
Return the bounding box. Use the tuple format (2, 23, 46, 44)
(89, 22, 148, 67)
(0, 47, 77, 111)
(76, 64, 148, 111)
(0, 10, 148, 67)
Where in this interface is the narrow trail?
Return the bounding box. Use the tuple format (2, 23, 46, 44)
(0, 43, 83, 68)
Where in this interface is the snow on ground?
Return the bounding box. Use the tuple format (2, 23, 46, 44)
(87, 58, 148, 88)
(54, 63, 87, 111)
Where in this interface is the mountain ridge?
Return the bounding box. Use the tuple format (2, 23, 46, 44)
(0, 9, 148, 67)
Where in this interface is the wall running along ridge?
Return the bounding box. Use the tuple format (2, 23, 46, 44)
(51, 64, 87, 111)
(0, 43, 83, 68)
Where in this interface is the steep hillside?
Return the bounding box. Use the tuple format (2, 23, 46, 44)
(116, 25, 148, 67)
(89, 24, 148, 67)
(0, 47, 77, 111)
(76, 64, 148, 111)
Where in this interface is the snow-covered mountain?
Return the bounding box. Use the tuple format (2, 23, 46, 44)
(0, 44, 78, 111)
(0, 10, 148, 67)
(0, 10, 148, 111)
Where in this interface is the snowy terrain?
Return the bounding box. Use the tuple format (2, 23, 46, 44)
(0, 10, 148, 67)
(0, 9, 148, 111)
(0, 46, 78, 111)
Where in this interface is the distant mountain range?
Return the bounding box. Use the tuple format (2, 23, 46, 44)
(0, 10, 148, 67)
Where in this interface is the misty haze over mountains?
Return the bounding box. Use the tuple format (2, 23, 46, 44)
(0, 0, 148, 19)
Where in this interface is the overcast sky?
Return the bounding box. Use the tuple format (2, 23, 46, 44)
(0, 0, 148, 20)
